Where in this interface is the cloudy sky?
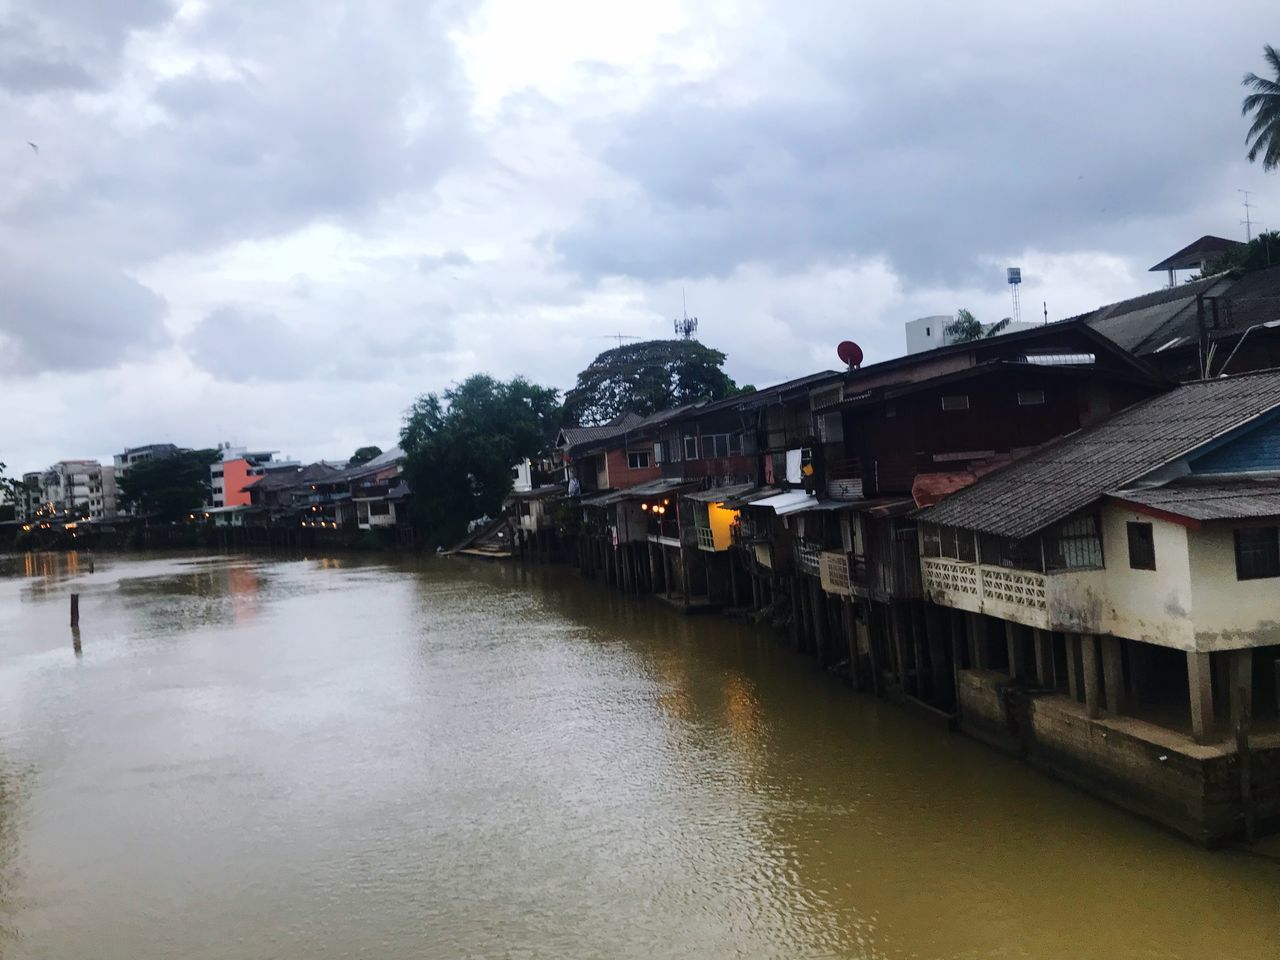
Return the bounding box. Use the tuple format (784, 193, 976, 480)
(2, 0, 1277, 471)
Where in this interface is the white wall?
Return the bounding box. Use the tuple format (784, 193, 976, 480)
(1188, 525, 1280, 651)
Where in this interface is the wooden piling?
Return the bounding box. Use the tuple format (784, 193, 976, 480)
(70, 593, 80, 627)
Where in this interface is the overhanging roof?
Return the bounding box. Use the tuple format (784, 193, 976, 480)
(1109, 478, 1280, 524)
(683, 483, 757, 504)
(752, 490, 818, 516)
(1149, 235, 1243, 273)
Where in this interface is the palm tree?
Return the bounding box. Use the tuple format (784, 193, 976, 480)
(945, 310, 1013, 344)
(1242, 44, 1280, 171)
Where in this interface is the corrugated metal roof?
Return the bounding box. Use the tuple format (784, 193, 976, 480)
(917, 370, 1280, 539)
(557, 413, 644, 451)
(683, 483, 757, 503)
(1110, 478, 1280, 522)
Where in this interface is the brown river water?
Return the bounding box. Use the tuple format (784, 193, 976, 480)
(0, 551, 1276, 959)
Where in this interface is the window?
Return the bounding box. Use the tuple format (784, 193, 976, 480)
(653, 442, 665, 464)
(1017, 389, 1046, 406)
(1234, 527, 1280, 580)
(941, 394, 970, 411)
(885, 402, 896, 418)
(369, 501, 391, 516)
(1126, 522, 1156, 570)
(683, 436, 699, 460)
(627, 450, 650, 470)
(701, 434, 741, 458)
(1046, 515, 1103, 570)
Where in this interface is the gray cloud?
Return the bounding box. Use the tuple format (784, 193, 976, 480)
(0, 1, 175, 93)
(554, 3, 1272, 288)
(0, 250, 169, 372)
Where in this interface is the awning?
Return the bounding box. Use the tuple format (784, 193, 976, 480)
(683, 483, 757, 504)
(751, 490, 817, 516)
(721, 487, 780, 509)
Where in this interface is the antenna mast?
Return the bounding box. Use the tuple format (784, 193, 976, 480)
(674, 287, 699, 340)
(1241, 189, 1254, 242)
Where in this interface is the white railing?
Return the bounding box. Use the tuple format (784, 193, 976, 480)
(922, 557, 1047, 615)
(796, 540, 822, 577)
(819, 551, 851, 594)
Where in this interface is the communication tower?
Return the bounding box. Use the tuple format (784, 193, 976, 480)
(674, 289, 698, 340)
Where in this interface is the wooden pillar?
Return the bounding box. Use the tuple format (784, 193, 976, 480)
(890, 602, 910, 690)
(1033, 629, 1053, 688)
(1100, 635, 1126, 714)
(843, 599, 861, 690)
(1065, 633, 1082, 702)
(910, 603, 927, 698)
(647, 541, 657, 593)
(750, 572, 761, 611)
(1080, 634, 1102, 719)
(1230, 649, 1254, 727)
(966, 612, 987, 669)
(925, 604, 950, 708)
(679, 546, 692, 604)
(788, 577, 801, 648)
(810, 580, 828, 663)
(1188, 650, 1215, 744)
(1005, 621, 1026, 682)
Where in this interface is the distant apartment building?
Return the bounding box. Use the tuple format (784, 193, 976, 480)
(905, 315, 1039, 355)
(210, 444, 300, 508)
(114, 443, 181, 475)
(20, 460, 118, 521)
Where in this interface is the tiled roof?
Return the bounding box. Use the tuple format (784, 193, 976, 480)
(917, 370, 1280, 539)
(1149, 235, 1244, 273)
(557, 413, 644, 451)
(1110, 478, 1280, 522)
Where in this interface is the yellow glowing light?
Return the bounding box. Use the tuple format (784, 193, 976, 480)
(641, 503, 649, 511)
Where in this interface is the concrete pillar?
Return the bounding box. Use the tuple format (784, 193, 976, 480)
(788, 577, 801, 648)
(1005, 621, 1026, 682)
(1065, 633, 1082, 702)
(1230, 649, 1254, 727)
(925, 604, 950, 708)
(843, 599, 861, 690)
(1080, 634, 1102, 720)
(1188, 650, 1215, 744)
(1100, 635, 1126, 714)
(1033, 629, 1053, 688)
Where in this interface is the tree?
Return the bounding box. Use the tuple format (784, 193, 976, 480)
(349, 445, 383, 466)
(1242, 44, 1280, 171)
(400, 375, 560, 546)
(562, 339, 737, 426)
(1194, 230, 1280, 278)
(944, 310, 1012, 345)
(117, 449, 220, 522)
(0, 462, 28, 523)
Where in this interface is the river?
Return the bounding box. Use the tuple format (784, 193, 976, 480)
(0, 551, 1276, 958)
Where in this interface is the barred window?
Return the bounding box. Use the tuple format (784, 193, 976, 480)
(1235, 527, 1280, 581)
(1046, 515, 1104, 570)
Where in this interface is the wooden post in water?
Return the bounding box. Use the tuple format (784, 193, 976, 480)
(70, 593, 80, 627)
(1236, 686, 1256, 844)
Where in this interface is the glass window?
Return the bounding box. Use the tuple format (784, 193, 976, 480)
(1126, 521, 1156, 570)
(941, 395, 970, 411)
(1017, 389, 1046, 406)
(627, 451, 650, 470)
(1234, 527, 1280, 580)
(683, 436, 699, 460)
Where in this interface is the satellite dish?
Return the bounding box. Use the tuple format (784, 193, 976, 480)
(837, 340, 864, 368)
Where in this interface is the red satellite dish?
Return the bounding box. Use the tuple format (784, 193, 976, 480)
(837, 340, 864, 368)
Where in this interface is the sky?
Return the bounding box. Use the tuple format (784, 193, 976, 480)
(2, 0, 1278, 471)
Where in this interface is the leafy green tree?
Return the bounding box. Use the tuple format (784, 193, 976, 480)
(400, 375, 560, 545)
(944, 310, 1012, 345)
(1194, 230, 1280, 278)
(349, 445, 383, 466)
(562, 339, 737, 425)
(0, 462, 30, 523)
(117, 449, 220, 522)
(1242, 44, 1280, 171)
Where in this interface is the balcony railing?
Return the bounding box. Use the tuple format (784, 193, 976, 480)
(922, 557, 1048, 625)
(819, 551, 851, 594)
(796, 540, 822, 577)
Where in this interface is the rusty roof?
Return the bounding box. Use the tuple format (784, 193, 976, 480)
(917, 369, 1280, 538)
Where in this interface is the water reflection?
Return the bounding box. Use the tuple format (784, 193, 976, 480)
(0, 552, 1275, 959)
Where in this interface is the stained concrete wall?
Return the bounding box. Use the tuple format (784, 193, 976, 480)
(957, 668, 1280, 844)
(1188, 525, 1280, 651)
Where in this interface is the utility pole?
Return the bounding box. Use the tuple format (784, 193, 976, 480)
(1240, 189, 1255, 242)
